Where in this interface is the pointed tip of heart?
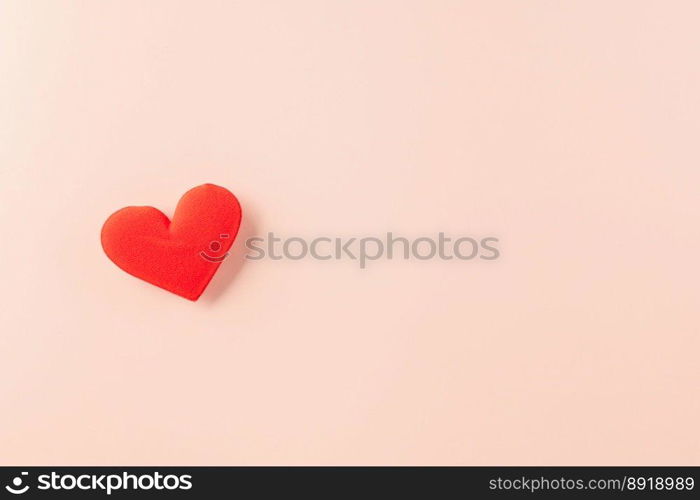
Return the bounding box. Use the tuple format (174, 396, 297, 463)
(183, 291, 203, 302)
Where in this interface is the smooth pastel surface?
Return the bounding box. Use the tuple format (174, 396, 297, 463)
(1, 1, 698, 464)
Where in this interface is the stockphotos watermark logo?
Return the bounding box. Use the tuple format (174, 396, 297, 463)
(3, 471, 192, 495)
(5, 472, 29, 495)
(240, 232, 500, 268)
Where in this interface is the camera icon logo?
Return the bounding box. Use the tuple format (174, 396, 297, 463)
(5, 472, 29, 495)
(199, 233, 230, 262)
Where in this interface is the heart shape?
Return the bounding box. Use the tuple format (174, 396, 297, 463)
(101, 184, 242, 301)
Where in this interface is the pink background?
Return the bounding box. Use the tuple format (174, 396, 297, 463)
(1, 1, 698, 464)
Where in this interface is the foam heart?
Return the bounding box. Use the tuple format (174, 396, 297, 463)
(101, 184, 242, 301)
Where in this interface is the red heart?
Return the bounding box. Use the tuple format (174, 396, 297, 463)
(101, 184, 242, 301)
